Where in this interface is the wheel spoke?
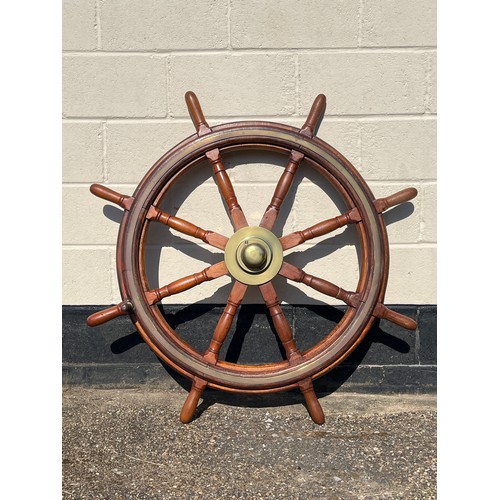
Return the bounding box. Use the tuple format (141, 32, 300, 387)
(259, 94, 327, 230)
(280, 207, 361, 251)
(203, 281, 248, 364)
(279, 261, 360, 307)
(259, 281, 302, 363)
(260, 150, 304, 230)
(146, 206, 228, 250)
(183, 91, 248, 230)
(259, 281, 324, 424)
(145, 261, 228, 305)
(206, 148, 248, 230)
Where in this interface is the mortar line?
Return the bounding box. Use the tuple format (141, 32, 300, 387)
(95, 0, 102, 50)
(357, 120, 363, 173)
(165, 55, 171, 118)
(231, 179, 437, 185)
(294, 52, 300, 116)
(288, 242, 437, 249)
(424, 51, 433, 114)
(109, 247, 118, 303)
(62, 178, 437, 188)
(62, 47, 437, 56)
(357, 0, 364, 47)
(227, 0, 232, 50)
(63, 183, 139, 188)
(102, 121, 108, 182)
(418, 180, 425, 242)
(61, 113, 437, 122)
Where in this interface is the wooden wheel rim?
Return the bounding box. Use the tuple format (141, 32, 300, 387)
(116, 121, 389, 392)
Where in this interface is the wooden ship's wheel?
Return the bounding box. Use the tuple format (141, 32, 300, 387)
(87, 92, 417, 425)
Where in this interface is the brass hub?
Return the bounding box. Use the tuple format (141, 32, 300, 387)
(225, 226, 283, 285)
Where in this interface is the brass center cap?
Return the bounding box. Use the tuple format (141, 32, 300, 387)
(241, 243, 267, 269)
(225, 226, 284, 285)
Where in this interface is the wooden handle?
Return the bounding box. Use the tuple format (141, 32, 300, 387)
(185, 91, 211, 135)
(301, 94, 326, 137)
(375, 188, 418, 213)
(298, 378, 325, 425)
(179, 377, 207, 424)
(90, 184, 133, 210)
(374, 304, 417, 330)
(86, 301, 131, 327)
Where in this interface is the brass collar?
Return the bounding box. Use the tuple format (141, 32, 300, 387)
(224, 226, 283, 285)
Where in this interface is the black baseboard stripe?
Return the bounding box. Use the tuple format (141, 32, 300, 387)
(63, 304, 436, 393)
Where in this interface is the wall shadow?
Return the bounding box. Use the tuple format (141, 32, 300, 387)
(109, 303, 411, 420)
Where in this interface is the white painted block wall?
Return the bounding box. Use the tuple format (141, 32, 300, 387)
(62, 0, 436, 305)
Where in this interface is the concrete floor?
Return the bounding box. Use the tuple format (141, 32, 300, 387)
(62, 386, 436, 499)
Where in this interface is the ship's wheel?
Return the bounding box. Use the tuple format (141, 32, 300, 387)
(87, 92, 417, 424)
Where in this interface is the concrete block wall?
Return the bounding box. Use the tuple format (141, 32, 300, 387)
(63, 0, 436, 306)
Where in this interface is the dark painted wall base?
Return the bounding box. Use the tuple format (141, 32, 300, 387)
(62, 304, 436, 394)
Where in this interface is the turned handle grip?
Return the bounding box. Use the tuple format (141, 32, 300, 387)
(301, 94, 326, 137)
(185, 91, 211, 135)
(86, 302, 131, 327)
(90, 184, 133, 210)
(375, 188, 418, 213)
(374, 304, 417, 330)
(179, 378, 207, 424)
(298, 379, 325, 425)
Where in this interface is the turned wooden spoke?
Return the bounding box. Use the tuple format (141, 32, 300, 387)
(146, 206, 228, 250)
(184, 91, 247, 230)
(145, 261, 228, 305)
(203, 281, 248, 364)
(260, 95, 326, 230)
(280, 207, 361, 251)
(279, 262, 360, 308)
(206, 148, 248, 230)
(259, 280, 324, 424)
(259, 281, 302, 364)
(260, 150, 304, 230)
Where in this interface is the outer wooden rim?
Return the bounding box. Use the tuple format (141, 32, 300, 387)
(116, 121, 389, 392)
